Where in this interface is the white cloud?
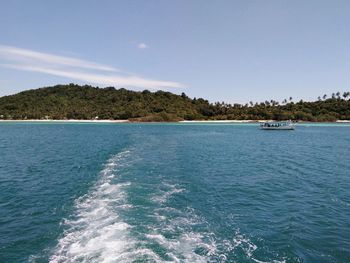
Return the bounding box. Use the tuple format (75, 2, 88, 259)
(2, 64, 183, 89)
(0, 45, 184, 90)
(0, 45, 118, 72)
(137, 43, 148, 49)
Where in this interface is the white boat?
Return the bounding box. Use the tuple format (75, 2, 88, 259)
(260, 120, 295, 130)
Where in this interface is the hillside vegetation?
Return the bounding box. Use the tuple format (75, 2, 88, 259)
(0, 84, 349, 121)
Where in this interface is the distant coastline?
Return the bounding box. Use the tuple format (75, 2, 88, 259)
(1, 119, 349, 123)
(0, 119, 129, 123)
(0, 85, 349, 122)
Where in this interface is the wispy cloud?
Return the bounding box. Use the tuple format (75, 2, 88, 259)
(137, 43, 148, 49)
(0, 45, 118, 72)
(0, 45, 183, 89)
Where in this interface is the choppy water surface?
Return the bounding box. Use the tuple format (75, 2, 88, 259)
(0, 123, 350, 262)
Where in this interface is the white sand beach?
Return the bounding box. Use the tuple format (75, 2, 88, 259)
(0, 119, 129, 123)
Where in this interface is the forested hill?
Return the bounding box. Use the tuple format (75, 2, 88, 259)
(0, 84, 349, 121)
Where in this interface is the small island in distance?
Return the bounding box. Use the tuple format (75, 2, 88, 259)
(0, 84, 349, 122)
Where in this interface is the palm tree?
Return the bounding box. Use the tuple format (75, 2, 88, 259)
(336, 92, 341, 99)
(343, 92, 349, 99)
(289, 97, 293, 102)
(323, 94, 327, 100)
(318, 96, 321, 101)
(332, 93, 335, 99)
(282, 99, 287, 104)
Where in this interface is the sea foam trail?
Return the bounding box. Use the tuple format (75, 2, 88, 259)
(49, 151, 276, 263)
(50, 150, 135, 263)
(146, 183, 282, 263)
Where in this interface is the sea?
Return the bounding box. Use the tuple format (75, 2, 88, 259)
(0, 122, 349, 263)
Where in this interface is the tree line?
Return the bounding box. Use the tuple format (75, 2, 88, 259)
(0, 84, 349, 121)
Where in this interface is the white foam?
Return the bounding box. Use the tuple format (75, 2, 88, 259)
(50, 150, 135, 263)
(144, 203, 218, 262)
(151, 183, 185, 204)
(146, 204, 277, 263)
(49, 151, 283, 263)
(252, 258, 286, 263)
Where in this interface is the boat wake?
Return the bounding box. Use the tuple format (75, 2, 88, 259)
(49, 150, 284, 262)
(142, 183, 271, 262)
(50, 150, 135, 263)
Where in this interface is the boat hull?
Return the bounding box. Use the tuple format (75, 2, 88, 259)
(260, 126, 295, 130)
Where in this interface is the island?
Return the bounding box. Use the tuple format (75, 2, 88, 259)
(0, 84, 349, 122)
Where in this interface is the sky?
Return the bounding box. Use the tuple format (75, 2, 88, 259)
(1, 0, 350, 103)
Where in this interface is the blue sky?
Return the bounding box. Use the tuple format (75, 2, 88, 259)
(1, 0, 350, 103)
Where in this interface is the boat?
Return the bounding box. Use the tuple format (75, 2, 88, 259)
(260, 120, 295, 130)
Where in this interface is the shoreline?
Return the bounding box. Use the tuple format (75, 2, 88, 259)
(0, 119, 130, 123)
(0, 119, 349, 123)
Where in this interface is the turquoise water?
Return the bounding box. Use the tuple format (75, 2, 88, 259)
(0, 123, 350, 262)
